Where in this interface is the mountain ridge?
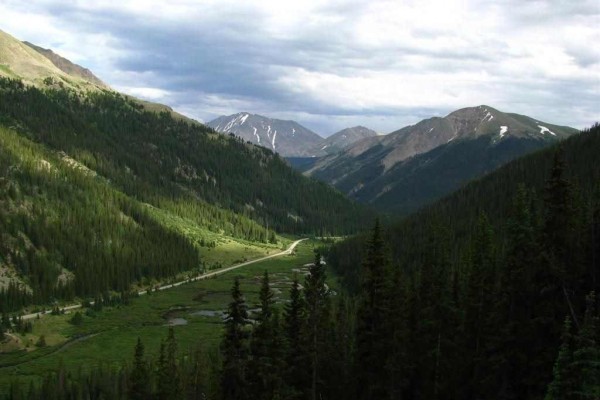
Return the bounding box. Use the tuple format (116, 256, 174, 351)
(312, 125, 378, 155)
(23, 41, 107, 88)
(305, 105, 578, 214)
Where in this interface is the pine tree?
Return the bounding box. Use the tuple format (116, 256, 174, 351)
(221, 277, 250, 400)
(156, 341, 168, 400)
(248, 271, 285, 399)
(304, 250, 330, 400)
(463, 212, 496, 399)
(546, 317, 575, 400)
(493, 186, 538, 399)
(571, 292, 600, 397)
(283, 274, 308, 399)
(414, 223, 460, 400)
(321, 295, 356, 400)
(155, 328, 181, 400)
(534, 150, 578, 394)
(544, 148, 574, 274)
(355, 218, 393, 399)
(128, 337, 151, 400)
(386, 267, 412, 400)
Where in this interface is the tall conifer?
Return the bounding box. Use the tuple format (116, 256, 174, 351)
(221, 277, 250, 400)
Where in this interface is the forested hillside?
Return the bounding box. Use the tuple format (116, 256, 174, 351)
(324, 123, 600, 398)
(0, 78, 372, 236)
(0, 77, 372, 311)
(9, 123, 597, 399)
(0, 124, 199, 308)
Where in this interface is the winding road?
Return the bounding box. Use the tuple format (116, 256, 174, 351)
(21, 238, 307, 321)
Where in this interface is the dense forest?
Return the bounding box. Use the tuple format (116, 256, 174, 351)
(0, 124, 199, 308)
(0, 76, 373, 311)
(5, 126, 599, 399)
(0, 78, 373, 237)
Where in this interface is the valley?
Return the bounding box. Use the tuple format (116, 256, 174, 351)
(0, 12, 598, 399)
(0, 239, 326, 393)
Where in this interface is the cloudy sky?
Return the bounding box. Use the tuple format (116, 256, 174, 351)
(1, 0, 598, 135)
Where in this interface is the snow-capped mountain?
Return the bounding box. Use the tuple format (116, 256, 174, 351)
(207, 112, 324, 157)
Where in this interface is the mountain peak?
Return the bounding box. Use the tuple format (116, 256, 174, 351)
(22, 41, 106, 88)
(0, 29, 106, 90)
(312, 125, 379, 155)
(207, 113, 323, 157)
(305, 106, 578, 216)
(444, 105, 575, 142)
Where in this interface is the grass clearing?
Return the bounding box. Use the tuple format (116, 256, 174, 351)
(146, 204, 289, 270)
(0, 239, 330, 393)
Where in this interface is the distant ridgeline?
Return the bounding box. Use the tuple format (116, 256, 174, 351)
(0, 77, 372, 307)
(326, 123, 600, 398)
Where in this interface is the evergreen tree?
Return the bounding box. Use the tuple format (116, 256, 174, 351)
(304, 250, 330, 400)
(248, 271, 285, 399)
(534, 150, 578, 394)
(414, 223, 460, 400)
(128, 337, 151, 400)
(462, 212, 496, 399)
(385, 267, 412, 400)
(546, 317, 575, 400)
(571, 292, 600, 397)
(355, 218, 390, 400)
(283, 275, 308, 399)
(321, 295, 356, 400)
(221, 277, 250, 400)
(155, 328, 181, 400)
(493, 186, 538, 399)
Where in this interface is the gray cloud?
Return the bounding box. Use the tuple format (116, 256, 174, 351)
(1, 0, 598, 135)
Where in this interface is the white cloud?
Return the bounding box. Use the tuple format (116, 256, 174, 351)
(0, 0, 598, 134)
(118, 86, 171, 101)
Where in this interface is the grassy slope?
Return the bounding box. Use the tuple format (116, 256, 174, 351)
(144, 204, 287, 273)
(0, 240, 325, 392)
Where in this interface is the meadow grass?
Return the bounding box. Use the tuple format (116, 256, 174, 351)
(0, 239, 329, 392)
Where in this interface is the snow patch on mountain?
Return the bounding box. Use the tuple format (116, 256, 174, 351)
(538, 125, 556, 136)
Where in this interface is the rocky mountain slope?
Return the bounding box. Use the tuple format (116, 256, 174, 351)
(23, 41, 107, 87)
(311, 125, 378, 155)
(207, 112, 324, 157)
(306, 105, 578, 214)
(0, 29, 105, 91)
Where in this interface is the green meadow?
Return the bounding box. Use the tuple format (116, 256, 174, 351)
(0, 239, 332, 392)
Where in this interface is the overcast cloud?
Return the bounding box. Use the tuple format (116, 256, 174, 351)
(1, 0, 598, 135)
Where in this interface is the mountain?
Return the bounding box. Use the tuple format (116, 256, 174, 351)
(23, 41, 107, 88)
(207, 112, 324, 157)
(0, 29, 196, 124)
(326, 123, 600, 400)
(0, 29, 105, 91)
(0, 32, 373, 305)
(313, 125, 378, 155)
(306, 105, 578, 214)
(286, 125, 378, 172)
